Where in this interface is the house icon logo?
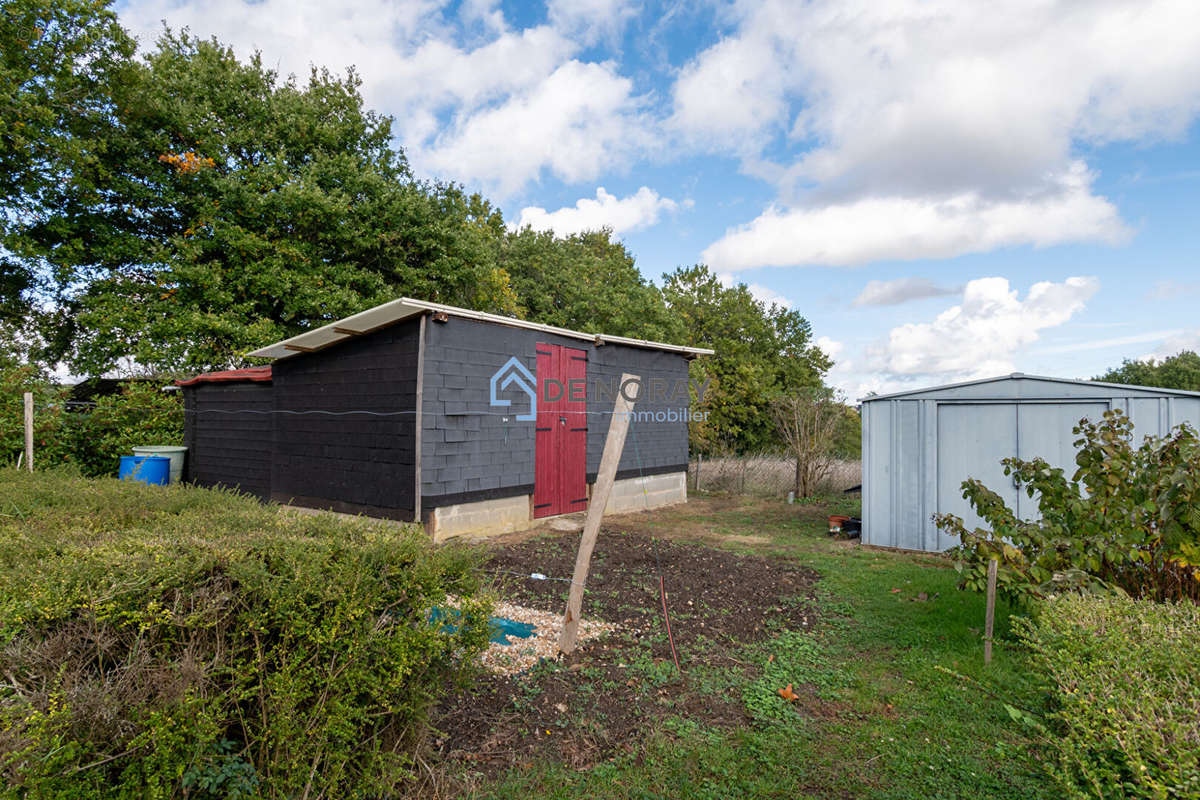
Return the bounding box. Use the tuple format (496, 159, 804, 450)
(490, 356, 537, 421)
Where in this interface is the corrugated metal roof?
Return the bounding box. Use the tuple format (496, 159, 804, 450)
(247, 297, 715, 360)
(860, 372, 1200, 402)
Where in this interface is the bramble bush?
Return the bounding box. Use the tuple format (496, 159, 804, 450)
(1017, 594, 1200, 799)
(0, 469, 492, 798)
(934, 409, 1200, 606)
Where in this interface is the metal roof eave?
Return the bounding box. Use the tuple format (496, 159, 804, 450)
(859, 372, 1200, 403)
(246, 297, 715, 360)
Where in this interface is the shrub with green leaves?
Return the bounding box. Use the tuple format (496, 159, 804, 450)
(0, 362, 72, 467)
(0, 469, 492, 798)
(69, 381, 184, 476)
(934, 409, 1200, 606)
(1017, 594, 1200, 799)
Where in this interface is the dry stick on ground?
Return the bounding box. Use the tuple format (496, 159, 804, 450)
(557, 372, 640, 655)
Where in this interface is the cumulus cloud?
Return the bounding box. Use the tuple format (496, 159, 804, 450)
(866, 276, 1099, 381)
(703, 163, 1127, 270)
(419, 60, 652, 196)
(681, 0, 1200, 270)
(117, 0, 650, 197)
(852, 277, 961, 307)
(515, 186, 678, 236)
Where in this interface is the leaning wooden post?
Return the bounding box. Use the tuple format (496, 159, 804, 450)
(984, 558, 998, 664)
(557, 373, 640, 654)
(23, 392, 34, 472)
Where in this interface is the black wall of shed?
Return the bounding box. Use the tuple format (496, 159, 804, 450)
(183, 382, 274, 499)
(420, 316, 691, 509)
(269, 317, 420, 519)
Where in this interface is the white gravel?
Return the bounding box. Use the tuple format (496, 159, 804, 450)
(479, 600, 619, 675)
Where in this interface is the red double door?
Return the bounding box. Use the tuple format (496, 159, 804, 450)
(533, 343, 588, 518)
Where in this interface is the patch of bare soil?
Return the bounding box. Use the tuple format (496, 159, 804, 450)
(427, 527, 819, 780)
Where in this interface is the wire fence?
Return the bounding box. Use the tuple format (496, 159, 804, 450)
(688, 454, 861, 498)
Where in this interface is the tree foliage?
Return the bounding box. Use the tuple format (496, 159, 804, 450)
(662, 264, 831, 452)
(500, 227, 682, 343)
(8, 27, 516, 374)
(0, 0, 135, 324)
(1095, 350, 1200, 392)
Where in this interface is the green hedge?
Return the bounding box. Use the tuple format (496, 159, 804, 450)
(1017, 595, 1200, 799)
(0, 469, 492, 799)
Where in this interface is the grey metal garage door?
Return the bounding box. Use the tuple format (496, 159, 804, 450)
(936, 401, 1109, 541)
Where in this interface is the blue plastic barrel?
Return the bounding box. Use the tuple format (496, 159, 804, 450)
(118, 455, 170, 486)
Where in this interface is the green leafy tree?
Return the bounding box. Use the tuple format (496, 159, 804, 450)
(0, 0, 135, 325)
(8, 27, 516, 374)
(662, 264, 830, 452)
(831, 403, 862, 460)
(500, 227, 682, 342)
(1095, 350, 1200, 392)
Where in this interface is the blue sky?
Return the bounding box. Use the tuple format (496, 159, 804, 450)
(114, 0, 1200, 397)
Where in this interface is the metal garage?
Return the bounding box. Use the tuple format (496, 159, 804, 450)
(860, 373, 1200, 551)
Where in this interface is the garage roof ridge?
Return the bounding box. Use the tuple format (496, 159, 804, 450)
(861, 373, 1200, 402)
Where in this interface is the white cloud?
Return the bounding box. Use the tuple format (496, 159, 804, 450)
(1038, 330, 1184, 355)
(676, 0, 1200, 195)
(1145, 330, 1200, 360)
(1145, 280, 1200, 301)
(117, 0, 650, 197)
(745, 283, 792, 309)
(547, 0, 638, 45)
(712, 272, 793, 309)
(852, 277, 961, 307)
(816, 335, 843, 360)
(867, 276, 1099, 381)
(680, 0, 1200, 270)
(515, 186, 678, 236)
(414, 60, 650, 197)
(703, 163, 1127, 270)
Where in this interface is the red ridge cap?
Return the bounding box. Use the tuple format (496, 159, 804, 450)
(175, 366, 272, 387)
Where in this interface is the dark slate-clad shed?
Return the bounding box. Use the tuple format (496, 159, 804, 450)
(179, 298, 712, 540)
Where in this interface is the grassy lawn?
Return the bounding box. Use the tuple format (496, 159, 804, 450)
(464, 493, 1046, 799)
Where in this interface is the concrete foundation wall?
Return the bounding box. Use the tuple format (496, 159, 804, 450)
(604, 470, 687, 514)
(428, 470, 688, 542)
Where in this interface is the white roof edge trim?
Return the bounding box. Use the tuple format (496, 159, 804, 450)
(247, 297, 715, 360)
(859, 372, 1200, 403)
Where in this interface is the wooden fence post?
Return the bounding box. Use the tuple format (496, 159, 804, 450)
(23, 392, 34, 472)
(557, 373, 640, 655)
(984, 558, 998, 664)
